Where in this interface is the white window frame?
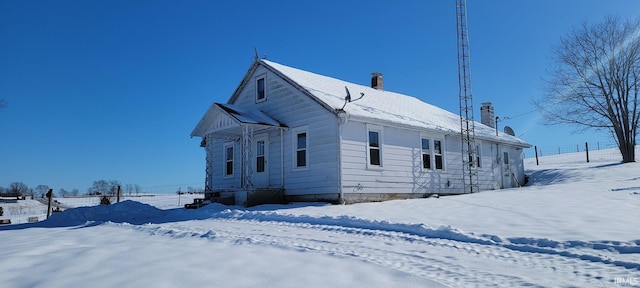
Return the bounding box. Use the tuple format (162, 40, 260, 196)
(255, 74, 267, 103)
(433, 138, 445, 170)
(420, 136, 432, 171)
(366, 125, 383, 168)
(475, 143, 482, 168)
(223, 142, 234, 178)
(292, 126, 308, 170)
(255, 138, 266, 173)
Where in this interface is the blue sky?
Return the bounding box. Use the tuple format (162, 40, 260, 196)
(1, 0, 638, 192)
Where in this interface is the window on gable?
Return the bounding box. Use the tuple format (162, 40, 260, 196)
(368, 130, 381, 166)
(434, 139, 444, 170)
(296, 132, 307, 168)
(256, 76, 266, 102)
(224, 143, 234, 177)
(421, 138, 431, 170)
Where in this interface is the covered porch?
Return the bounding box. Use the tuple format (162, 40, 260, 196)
(191, 103, 287, 206)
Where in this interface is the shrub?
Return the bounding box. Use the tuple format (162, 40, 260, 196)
(100, 196, 111, 205)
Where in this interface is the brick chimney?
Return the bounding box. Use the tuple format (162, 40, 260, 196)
(371, 72, 383, 90)
(480, 102, 495, 128)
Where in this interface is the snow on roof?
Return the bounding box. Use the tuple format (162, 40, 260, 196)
(261, 59, 530, 147)
(217, 103, 283, 127)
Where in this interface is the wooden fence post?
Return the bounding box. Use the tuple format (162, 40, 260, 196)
(535, 145, 539, 166)
(585, 142, 590, 163)
(46, 189, 53, 219)
(117, 185, 121, 203)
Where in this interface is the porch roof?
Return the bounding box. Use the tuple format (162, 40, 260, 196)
(191, 103, 285, 138)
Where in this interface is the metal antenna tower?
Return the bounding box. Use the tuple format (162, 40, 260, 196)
(456, 0, 479, 193)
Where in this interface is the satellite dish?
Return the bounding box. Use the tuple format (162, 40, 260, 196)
(340, 86, 365, 110)
(345, 86, 351, 102)
(504, 126, 515, 136)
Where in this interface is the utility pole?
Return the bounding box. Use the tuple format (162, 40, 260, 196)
(456, 0, 479, 193)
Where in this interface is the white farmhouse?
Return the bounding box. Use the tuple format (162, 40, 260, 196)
(191, 59, 531, 206)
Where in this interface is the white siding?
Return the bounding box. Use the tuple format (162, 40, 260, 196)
(229, 65, 340, 199)
(341, 121, 454, 196)
(201, 61, 529, 204)
(208, 138, 242, 189)
(340, 121, 518, 197)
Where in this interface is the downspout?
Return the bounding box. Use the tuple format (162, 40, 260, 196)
(280, 128, 284, 188)
(491, 143, 497, 189)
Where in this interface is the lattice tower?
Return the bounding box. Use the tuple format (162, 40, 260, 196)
(456, 0, 479, 193)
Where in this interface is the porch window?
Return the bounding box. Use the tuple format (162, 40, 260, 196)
(295, 132, 307, 168)
(256, 75, 266, 102)
(421, 138, 431, 169)
(224, 143, 234, 177)
(434, 139, 444, 170)
(256, 140, 265, 173)
(368, 130, 381, 166)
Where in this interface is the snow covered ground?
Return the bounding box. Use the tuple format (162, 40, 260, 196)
(1, 194, 201, 224)
(1, 154, 639, 287)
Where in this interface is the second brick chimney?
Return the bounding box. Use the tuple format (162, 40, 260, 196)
(480, 102, 495, 128)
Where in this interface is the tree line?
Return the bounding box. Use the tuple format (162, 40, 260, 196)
(0, 180, 142, 198)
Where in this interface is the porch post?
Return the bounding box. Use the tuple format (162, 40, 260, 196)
(204, 134, 212, 192)
(242, 125, 254, 189)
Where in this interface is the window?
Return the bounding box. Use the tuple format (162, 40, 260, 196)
(421, 138, 431, 169)
(468, 143, 482, 168)
(256, 140, 265, 173)
(256, 76, 266, 102)
(368, 130, 381, 166)
(434, 139, 443, 170)
(224, 143, 234, 177)
(295, 132, 307, 168)
(475, 143, 482, 168)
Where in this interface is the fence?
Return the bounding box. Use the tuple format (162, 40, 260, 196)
(524, 142, 640, 165)
(1, 184, 205, 225)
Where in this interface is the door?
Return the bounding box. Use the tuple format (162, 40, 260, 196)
(501, 151, 511, 188)
(253, 134, 268, 187)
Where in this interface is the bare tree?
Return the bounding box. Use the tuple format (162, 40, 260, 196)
(536, 16, 640, 162)
(59, 188, 69, 197)
(7, 182, 29, 196)
(35, 185, 50, 198)
(108, 179, 121, 196)
(87, 180, 109, 195)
